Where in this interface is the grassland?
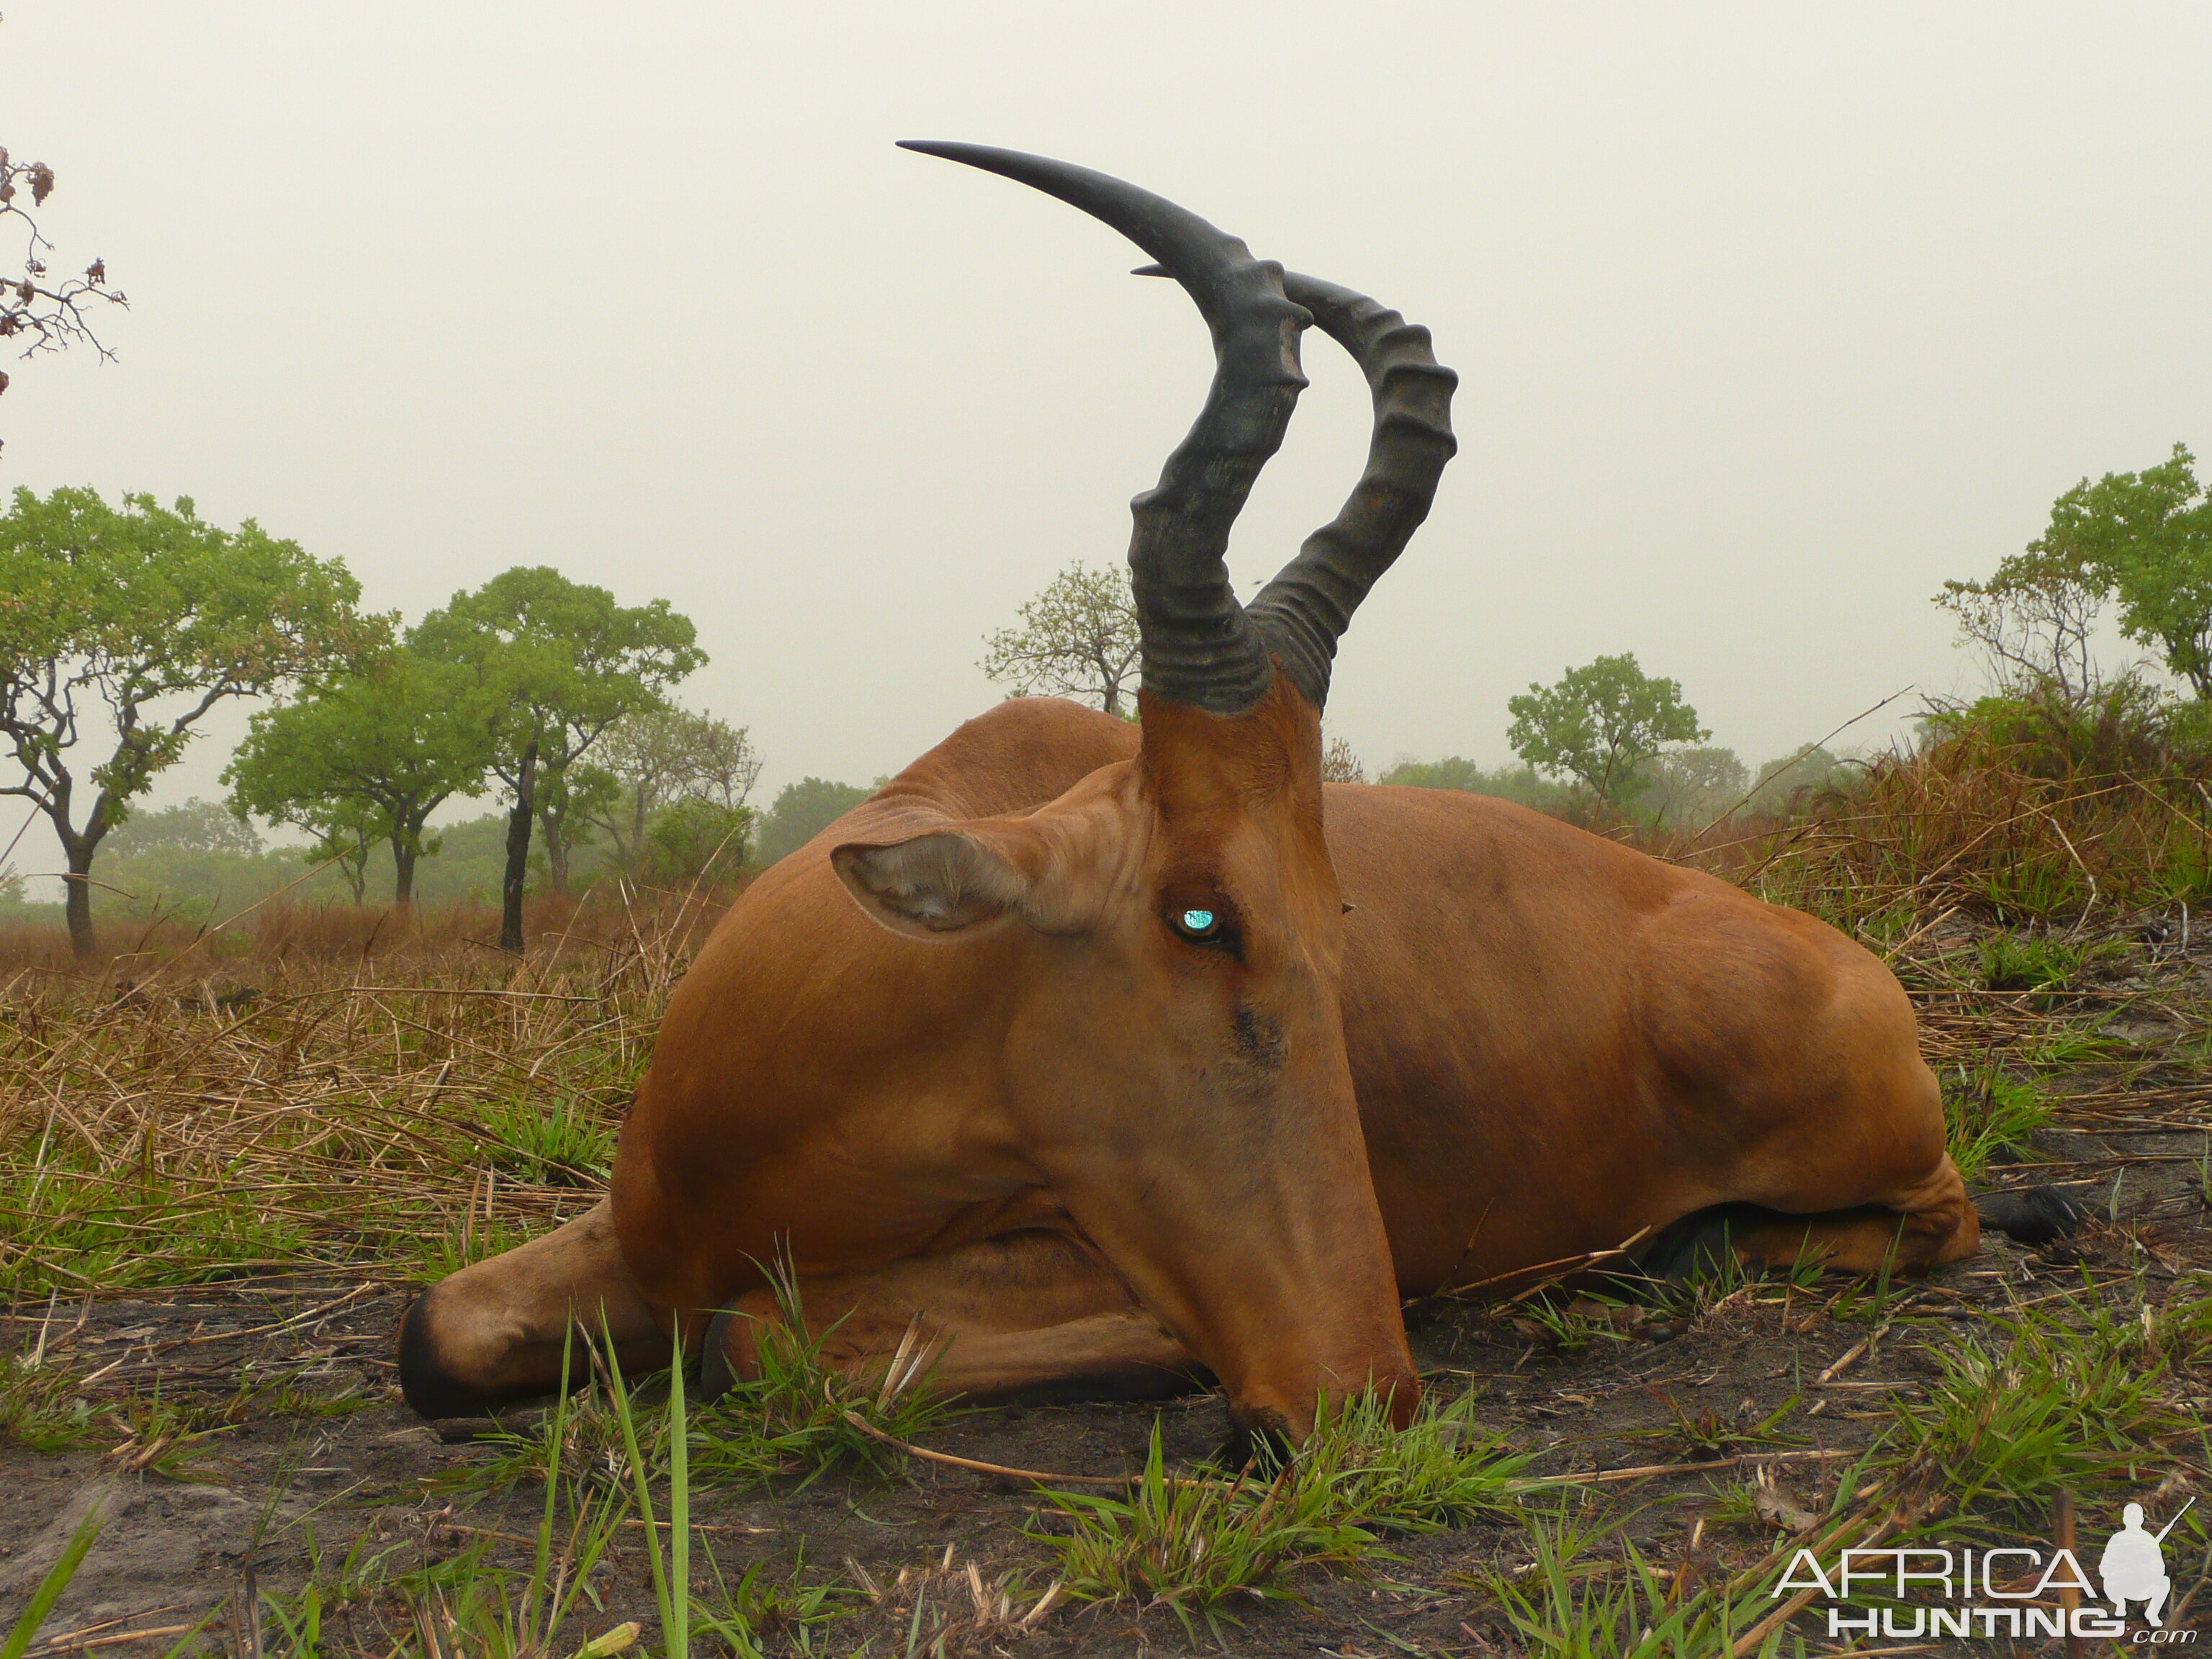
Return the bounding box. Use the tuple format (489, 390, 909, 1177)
(7, 726, 2212, 1656)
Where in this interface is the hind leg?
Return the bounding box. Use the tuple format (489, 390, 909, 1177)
(399, 1199, 672, 1418)
(1635, 891, 1985, 1280)
(1742, 1153, 1980, 1273)
(1646, 1155, 1981, 1280)
(702, 1229, 1207, 1406)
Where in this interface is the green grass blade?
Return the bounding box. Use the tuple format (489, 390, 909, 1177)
(667, 1316, 689, 1659)
(1, 1505, 103, 1659)
(598, 1313, 678, 1658)
(527, 1324, 576, 1645)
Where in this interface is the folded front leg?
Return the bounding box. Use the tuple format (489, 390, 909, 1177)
(398, 1199, 672, 1417)
(701, 1228, 1209, 1406)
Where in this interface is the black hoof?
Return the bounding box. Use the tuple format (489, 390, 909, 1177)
(697, 1310, 739, 1404)
(1974, 1185, 2093, 1246)
(397, 1286, 489, 1421)
(1215, 1405, 1294, 1473)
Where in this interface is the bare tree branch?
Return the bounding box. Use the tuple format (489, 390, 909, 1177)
(1936, 547, 2107, 708)
(0, 147, 126, 446)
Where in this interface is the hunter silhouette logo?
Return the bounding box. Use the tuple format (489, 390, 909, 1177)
(1775, 1494, 2199, 1642)
(2102, 1498, 2193, 1627)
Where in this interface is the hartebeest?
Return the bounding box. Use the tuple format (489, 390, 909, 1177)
(400, 144, 1990, 1443)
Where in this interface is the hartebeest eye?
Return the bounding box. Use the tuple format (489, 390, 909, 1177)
(1161, 894, 1239, 955)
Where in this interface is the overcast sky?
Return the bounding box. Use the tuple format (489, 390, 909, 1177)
(4, 2, 2210, 876)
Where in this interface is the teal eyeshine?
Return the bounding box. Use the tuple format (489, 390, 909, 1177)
(1179, 908, 1215, 934)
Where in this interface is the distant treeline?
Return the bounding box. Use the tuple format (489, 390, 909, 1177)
(1, 747, 1853, 933)
(1372, 746, 1852, 830)
(0, 778, 884, 930)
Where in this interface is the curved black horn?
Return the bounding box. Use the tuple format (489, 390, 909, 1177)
(899, 141, 1306, 714)
(1244, 274, 1458, 709)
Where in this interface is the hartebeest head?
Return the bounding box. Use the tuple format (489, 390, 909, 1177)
(834, 145, 1457, 1437)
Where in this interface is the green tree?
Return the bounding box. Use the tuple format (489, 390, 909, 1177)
(103, 798, 263, 858)
(583, 706, 762, 877)
(225, 647, 493, 907)
(0, 487, 377, 956)
(980, 560, 1143, 716)
(1750, 745, 1849, 814)
(1506, 653, 1709, 809)
(92, 796, 302, 918)
(529, 763, 617, 897)
(1636, 745, 1748, 831)
(2033, 443, 2212, 698)
(754, 777, 871, 866)
(412, 567, 703, 950)
(301, 797, 379, 904)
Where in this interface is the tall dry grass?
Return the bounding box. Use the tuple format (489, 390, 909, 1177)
(0, 882, 739, 1302)
(1671, 698, 2212, 942)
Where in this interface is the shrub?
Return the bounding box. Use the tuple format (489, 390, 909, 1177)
(1917, 673, 2180, 781)
(642, 798, 751, 886)
(1697, 683, 2212, 930)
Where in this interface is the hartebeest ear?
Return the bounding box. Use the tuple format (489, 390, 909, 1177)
(832, 832, 1033, 940)
(835, 777, 1133, 941)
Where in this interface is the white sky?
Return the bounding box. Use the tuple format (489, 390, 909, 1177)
(4, 2, 2210, 881)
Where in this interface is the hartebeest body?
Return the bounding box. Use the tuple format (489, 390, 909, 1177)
(400, 146, 1980, 1442)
